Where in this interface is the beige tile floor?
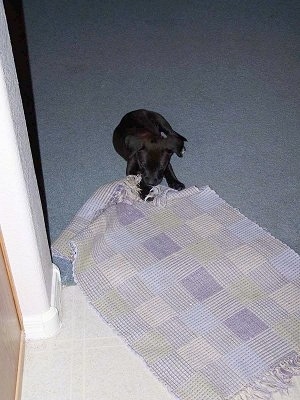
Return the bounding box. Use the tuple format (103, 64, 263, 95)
(22, 286, 300, 400)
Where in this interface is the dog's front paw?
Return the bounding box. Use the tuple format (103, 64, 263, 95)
(169, 181, 185, 191)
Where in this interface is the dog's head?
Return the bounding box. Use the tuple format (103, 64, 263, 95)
(125, 131, 187, 187)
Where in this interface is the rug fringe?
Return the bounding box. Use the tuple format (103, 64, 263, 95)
(145, 185, 175, 205)
(230, 354, 300, 400)
(122, 175, 142, 201)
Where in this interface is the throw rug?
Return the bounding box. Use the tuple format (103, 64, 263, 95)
(52, 177, 300, 400)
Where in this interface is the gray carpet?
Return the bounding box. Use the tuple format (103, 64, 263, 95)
(23, 0, 299, 264)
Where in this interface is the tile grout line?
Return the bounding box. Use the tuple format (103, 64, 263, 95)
(69, 288, 75, 400)
(83, 292, 87, 400)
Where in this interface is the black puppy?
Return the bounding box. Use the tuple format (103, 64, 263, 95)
(113, 109, 187, 199)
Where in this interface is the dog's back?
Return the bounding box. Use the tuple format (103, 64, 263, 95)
(113, 110, 160, 159)
(113, 109, 184, 160)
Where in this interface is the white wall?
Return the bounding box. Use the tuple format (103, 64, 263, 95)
(0, 1, 58, 335)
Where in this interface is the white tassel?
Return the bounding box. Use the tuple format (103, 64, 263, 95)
(229, 355, 300, 400)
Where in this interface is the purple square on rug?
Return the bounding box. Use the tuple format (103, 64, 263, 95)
(143, 233, 181, 260)
(224, 308, 268, 341)
(181, 267, 223, 302)
(116, 203, 144, 226)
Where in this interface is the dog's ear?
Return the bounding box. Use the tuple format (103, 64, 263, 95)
(166, 134, 187, 157)
(125, 135, 144, 157)
(172, 131, 187, 143)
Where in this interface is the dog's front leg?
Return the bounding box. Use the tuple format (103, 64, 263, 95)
(164, 164, 185, 191)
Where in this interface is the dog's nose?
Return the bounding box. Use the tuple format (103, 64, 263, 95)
(143, 176, 160, 187)
(151, 178, 159, 186)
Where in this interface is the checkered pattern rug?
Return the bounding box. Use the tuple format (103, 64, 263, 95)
(52, 177, 300, 399)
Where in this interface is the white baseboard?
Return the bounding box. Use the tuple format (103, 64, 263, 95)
(24, 264, 62, 340)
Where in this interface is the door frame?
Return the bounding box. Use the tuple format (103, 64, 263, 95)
(0, 1, 61, 339)
(0, 232, 25, 400)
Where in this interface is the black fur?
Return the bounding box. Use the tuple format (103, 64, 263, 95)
(113, 109, 187, 199)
